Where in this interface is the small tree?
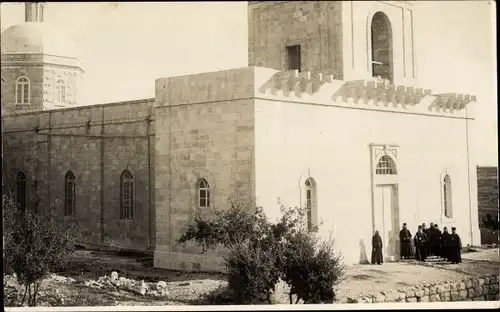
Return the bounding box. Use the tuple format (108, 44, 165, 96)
(3, 193, 80, 307)
(179, 201, 345, 305)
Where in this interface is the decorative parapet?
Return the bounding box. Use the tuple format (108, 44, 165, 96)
(429, 93, 477, 113)
(259, 69, 337, 97)
(332, 79, 432, 108)
(256, 69, 477, 116)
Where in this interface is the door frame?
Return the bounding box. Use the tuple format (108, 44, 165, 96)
(369, 143, 401, 260)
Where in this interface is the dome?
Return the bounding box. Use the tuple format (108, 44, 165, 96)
(1, 22, 77, 58)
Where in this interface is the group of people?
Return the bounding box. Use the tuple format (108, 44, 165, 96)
(370, 222, 463, 265)
(399, 222, 462, 263)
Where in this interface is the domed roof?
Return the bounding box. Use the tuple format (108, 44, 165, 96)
(1, 22, 77, 58)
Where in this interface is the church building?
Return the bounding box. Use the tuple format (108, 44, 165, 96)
(1, 1, 481, 271)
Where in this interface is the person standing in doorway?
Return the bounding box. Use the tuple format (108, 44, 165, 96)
(371, 230, 383, 265)
(399, 223, 412, 259)
(448, 227, 462, 264)
(442, 226, 451, 261)
(415, 225, 428, 261)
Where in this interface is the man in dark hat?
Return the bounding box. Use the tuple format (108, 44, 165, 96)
(432, 224, 443, 258)
(415, 225, 428, 261)
(441, 226, 451, 261)
(399, 223, 412, 259)
(448, 227, 462, 264)
(371, 230, 383, 265)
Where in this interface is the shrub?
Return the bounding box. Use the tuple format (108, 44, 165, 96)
(178, 200, 345, 305)
(2, 193, 80, 307)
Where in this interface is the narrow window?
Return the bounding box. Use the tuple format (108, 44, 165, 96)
(370, 12, 393, 82)
(305, 178, 317, 232)
(16, 171, 27, 211)
(64, 171, 76, 216)
(197, 179, 211, 209)
(15, 76, 30, 104)
(55, 79, 66, 104)
(443, 174, 453, 218)
(376, 155, 397, 175)
(120, 170, 134, 219)
(286, 45, 301, 72)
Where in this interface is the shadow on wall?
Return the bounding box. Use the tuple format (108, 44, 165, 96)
(386, 231, 393, 260)
(359, 239, 369, 264)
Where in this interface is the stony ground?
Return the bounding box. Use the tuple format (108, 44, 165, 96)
(3, 246, 499, 307)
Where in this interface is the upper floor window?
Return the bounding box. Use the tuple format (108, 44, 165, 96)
(443, 174, 453, 218)
(376, 155, 397, 175)
(15, 76, 30, 104)
(370, 12, 393, 82)
(120, 170, 134, 219)
(55, 79, 67, 104)
(64, 171, 76, 217)
(16, 171, 27, 211)
(286, 45, 301, 72)
(197, 179, 211, 209)
(305, 178, 317, 232)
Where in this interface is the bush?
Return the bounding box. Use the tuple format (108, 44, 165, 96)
(3, 193, 80, 307)
(178, 201, 345, 305)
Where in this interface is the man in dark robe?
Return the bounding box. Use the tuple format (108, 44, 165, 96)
(427, 222, 435, 256)
(371, 230, 383, 265)
(441, 227, 451, 261)
(399, 223, 412, 259)
(432, 224, 443, 258)
(448, 227, 462, 264)
(415, 225, 428, 261)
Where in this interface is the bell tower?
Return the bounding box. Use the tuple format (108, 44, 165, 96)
(25, 2, 45, 22)
(248, 1, 345, 79)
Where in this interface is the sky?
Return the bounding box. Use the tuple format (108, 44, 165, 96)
(0, 1, 497, 166)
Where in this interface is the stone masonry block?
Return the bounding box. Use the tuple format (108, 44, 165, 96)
(429, 294, 439, 302)
(474, 285, 484, 297)
(450, 290, 459, 301)
(372, 293, 385, 303)
(415, 289, 424, 298)
(406, 296, 417, 303)
(458, 290, 468, 301)
(423, 287, 430, 296)
(419, 295, 429, 302)
(440, 291, 451, 301)
(458, 282, 466, 290)
(467, 288, 474, 298)
(466, 280, 473, 288)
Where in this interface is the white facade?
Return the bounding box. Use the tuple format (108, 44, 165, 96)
(252, 68, 480, 265)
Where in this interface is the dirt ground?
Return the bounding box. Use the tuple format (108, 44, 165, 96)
(4, 247, 499, 307)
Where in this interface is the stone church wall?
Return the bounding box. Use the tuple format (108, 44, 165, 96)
(2, 98, 156, 251)
(153, 67, 256, 272)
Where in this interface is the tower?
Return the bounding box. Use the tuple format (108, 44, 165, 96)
(247, 1, 417, 86)
(0, 2, 84, 114)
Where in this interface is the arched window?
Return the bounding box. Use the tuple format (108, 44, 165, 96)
(370, 12, 393, 82)
(443, 174, 453, 218)
(55, 79, 66, 104)
(120, 170, 134, 219)
(376, 155, 397, 175)
(197, 179, 211, 209)
(15, 76, 30, 104)
(64, 171, 76, 216)
(16, 171, 27, 211)
(305, 178, 317, 232)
